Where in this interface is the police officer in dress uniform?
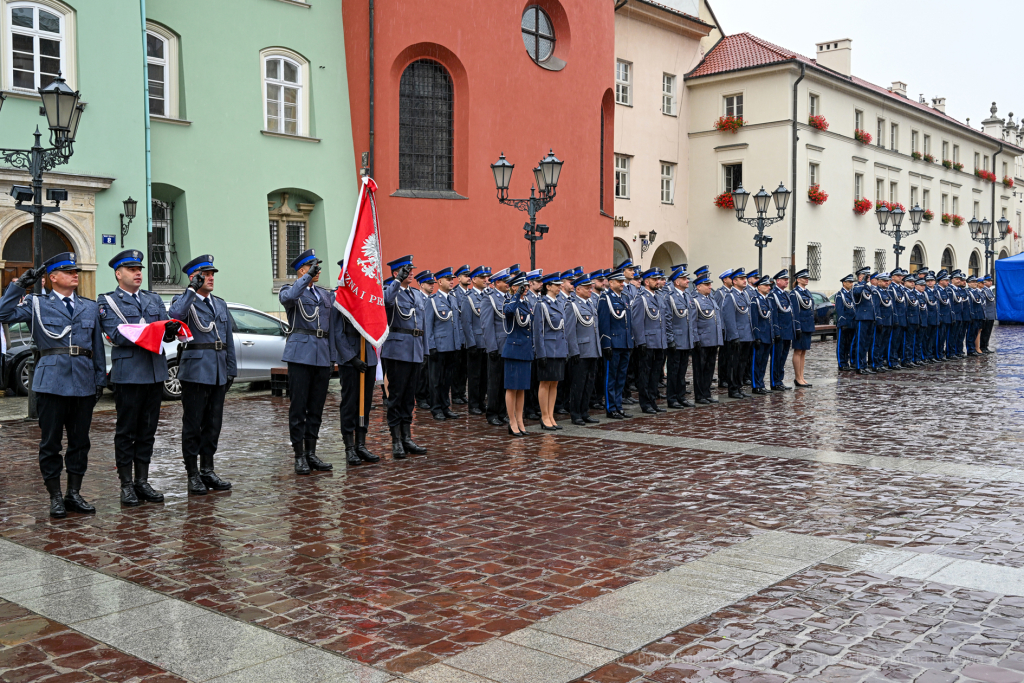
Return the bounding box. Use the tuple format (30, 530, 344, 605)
(721, 268, 752, 399)
(169, 255, 236, 495)
(414, 271, 435, 410)
(0, 253, 106, 518)
(922, 272, 939, 363)
(451, 264, 472, 404)
(852, 267, 875, 373)
(889, 269, 908, 368)
(330, 259, 381, 468)
(835, 274, 856, 370)
(617, 259, 640, 405)
(789, 269, 815, 387)
(99, 249, 176, 506)
(769, 270, 794, 390)
(523, 269, 544, 420)
(903, 276, 921, 367)
(425, 267, 464, 421)
(714, 270, 733, 389)
(871, 272, 894, 370)
(462, 266, 490, 415)
(565, 272, 601, 425)
(599, 269, 633, 418)
(750, 275, 774, 394)
(631, 269, 667, 414)
(691, 275, 724, 404)
(981, 274, 996, 353)
(482, 269, 511, 426)
(741, 267, 759, 385)
(554, 267, 579, 416)
(665, 267, 695, 409)
(382, 256, 428, 458)
(588, 270, 608, 412)
(278, 249, 334, 475)
(935, 270, 952, 360)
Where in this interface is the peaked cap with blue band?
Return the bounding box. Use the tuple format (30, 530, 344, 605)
(414, 270, 435, 284)
(44, 252, 80, 274)
(387, 255, 414, 271)
(182, 254, 218, 276)
(109, 249, 144, 270)
(290, 249, 320, 272)
(434, 267, 454, 280)
(454, 264, 471, 277)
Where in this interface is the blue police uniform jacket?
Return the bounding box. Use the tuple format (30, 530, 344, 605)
(769, 286, 795, 340)
(852, 280, 875, 322)
(99, 287, 170, 384)
(665, 287, 695, 350)
(924, 287, 939, 325)
(460, 287, 488, 350)
(278, 274, 334, 367)
(873, 287, 893, 326)
(790, 286, 816, 333)
(968, 287, 985, 320)
(834, 288, 855, 328)
(630, 288, 666, 349)
(330, 306, 378, 367)
(889, 284, 907, 327)
(425, 290, 464, 353)
(906, 289, 920, 326)
(533, 295, 568, 359)
(693, 292, 724, 347)
(750, 291, 774, 344)
(502, 296, 533, 361)
(983, 286, 997, 320)
(453, 285, 473, 347)
(168, 289, 237, 385)
(598, 291, 633, 350)
(946, 285, 961, 322)
(0, 284, 106, 396)
(382, 281, 425, 363)
(722, 288, 754, 343)
(480, 289, 509, 354)
(936, 285, 952, 324)
(565, 295, 601, 359)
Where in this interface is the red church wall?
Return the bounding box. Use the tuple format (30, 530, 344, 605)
(343, 0, 615, 274)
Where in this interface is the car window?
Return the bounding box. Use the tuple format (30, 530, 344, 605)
(230, 308, 286, 336)
(5, 322, 31, 343)
(810, 292, 826, 305)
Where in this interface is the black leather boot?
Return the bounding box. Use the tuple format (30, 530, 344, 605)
(390, 425, 407, 460)
(401, 424, 427, 455)
(294, 443, 311, 475)
(118, 465, 141, 507)
(343, 433, 361, 467)
(133, 462, 164, 503)
(199, 453, 232, 489)
(355, 431, 380, 463)
(63, 474, 95, 514)
(45, 478, 66, 518)
(305, 440, 333, 471)
(185, 458, 208, 495)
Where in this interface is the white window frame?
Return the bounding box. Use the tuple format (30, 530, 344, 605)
(854, 109, 863, 131)
(942, 140, 949, 161)
(876, 178, 885, 201)
(922, 188, 930, 210)
(974, 201, 980, 219)
(724, 93, 743, 118)
(808, 93, 819, 117)
(941, 193, 948, 214)
(660, 162, 675, 204)
(723, 162, 742, 194)
(661, 73, 675, 116)
(953, 144, 960, 164)
(911, 130, 919, 154)
(975, 152, 981, 170)
(890, 123, 898, 152)
(2, 0, 76, 92)
(614, 154, 630, 199)
(146, 22, 179, 119)
(889, 181, 898, 204)
(952, 196, 959, 216)
(984, 155, 989, 171)
(910, 186, 918, 208)
(808, 162, 819, 189)
(615, 60, 631, 106)
(923, 134, 931, 156)
(260, 47, 310, 137)
(855, 173, 863, 199)
(876, 118, 885, 147)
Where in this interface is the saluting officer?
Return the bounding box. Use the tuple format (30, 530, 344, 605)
(750, 275, 774, 394)
(278, 249, 334, 475)
(414, 271, 435, 410)
(935, 270, 952, 359)
(981, 274, 996, 353)
(524, 269, 544, 420)
(0, 253, 106, 518)
(330, 259, 381, 468)
(588, 269, 608, 412)
(99, 249, 177, 506)
(169, 255, 236, 495)
(451, 264, 472, 404)
(872, 272, 894, 370)
(903, 276, 921, 367)
(631, 269, 667, 414)
(691, 275, 724, 404)
(721, 268, 752, 399)
(789, 269, 815, 388)
(714, 270, 734, 389)
(382, 256, 428, 458)
(888, 269, 908, 368)
(534, 272, 569, 430)
(922, 272, 939, 363)
(482, 269, 511, 426)
(424, 267, 464, 421)
(665, 267, 695, 409)
(768, 270, 794, 390)
(852, 266, 875, 373)
(462, 266, 490, 415)
(599, 269, 633, 418)
(835, 274, 856, 370)
(565, 272, 601, 425)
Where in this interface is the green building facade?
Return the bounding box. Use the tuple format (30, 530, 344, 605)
(0, 0, 358, 312)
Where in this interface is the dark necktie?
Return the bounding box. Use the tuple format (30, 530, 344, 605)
(204, 297, 215, 316)
(63, 297, 74, 318)
(132, 293, 141, 308)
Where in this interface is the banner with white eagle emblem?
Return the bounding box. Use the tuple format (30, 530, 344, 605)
(334, 176, 389, 348)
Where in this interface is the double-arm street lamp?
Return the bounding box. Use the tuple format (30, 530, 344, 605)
(730, 183, 791, 276)
(491, 149, 564, 270)
(876, 203, 924, 271)
(969, 215, 1009, 275)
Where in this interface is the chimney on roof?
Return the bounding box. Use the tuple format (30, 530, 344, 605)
(932, 97, 946, 114)
(815, 39, 851, 77)
(919, 94, 927, 104)
(890, 81, 907, 98)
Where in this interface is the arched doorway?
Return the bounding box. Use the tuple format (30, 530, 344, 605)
(613, 237, 631, 268)
(2, 224, 73, 290)
(940, 247, 955, 272)
(650, 242, 686, 275)
(909, 244, 925, 272)
(968, 250, 981, 277)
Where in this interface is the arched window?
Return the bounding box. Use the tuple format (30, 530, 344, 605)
(7, 1, 72, 91)
(260, 48, 310, 137)
(399, 59, 453, 192)
(613, 237, 631, 267)
(999, 249, 1009, 260)
(909, 244, 924, 272)
(1, 223, 71, 290)
(146, 23, 179, 118)
(941, 247, 955, 271)
(968, 250, 981, 277)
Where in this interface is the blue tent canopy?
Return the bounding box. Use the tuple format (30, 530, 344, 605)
(995, 252, 1024, 322)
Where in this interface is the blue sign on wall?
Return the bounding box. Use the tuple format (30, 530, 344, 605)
(101, 234, 116, 245)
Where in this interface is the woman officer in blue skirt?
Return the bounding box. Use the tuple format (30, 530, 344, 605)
(533, 272, 569, 431)
(502, 271, 533, 437)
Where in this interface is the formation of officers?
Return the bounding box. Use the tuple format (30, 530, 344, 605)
(0, 245, 999, 520)
(834, 266, 997, 372)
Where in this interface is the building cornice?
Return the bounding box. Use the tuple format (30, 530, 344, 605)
(0, 168, 114, 191)
(690, 119, 790, 137)
(619, 0, 715, 38)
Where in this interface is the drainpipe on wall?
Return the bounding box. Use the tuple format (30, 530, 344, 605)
(368, 0, 374, 179)
(140, 0, 152, 290)
(790, 62, 805, 287)
(991, 141, 1003, 275)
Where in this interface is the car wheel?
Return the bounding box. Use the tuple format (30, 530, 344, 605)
(163, 360, 183, 401)
(14, 355, 32, 396)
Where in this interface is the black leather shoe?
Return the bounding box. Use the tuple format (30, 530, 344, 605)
(524, 412, 541, 420)
(401, 424, 427, 454)
(875, 367, 889, 373)
(187, 469, 208, 495)
(487, 416, 504, 426)
(584, 416, 600, 424)
(555, 408, 570, 416)
(133, 462, 164, 503)
(294, 454, 311, 475)
(623, 397, 638, 405)
(45, 478, 66, 518)
(417, 400, 431, 410)
(590, 403, 604, 411)
(706, 397, 719, 403)
(306, 448, 333, 472)
(656, 406, 667, 412)
(431, 411, 447, 421)
(794, 382, 812, 388)
(390, 426, 407, 460)
(118, 465, 141, 507)
(344, 433, 361, 467)
(667, 401, 684, 409)
(752, 388, 770, 395)
(63, 474, 95, 514)
(606, 412, 625, 419)
(641, 408, 658, 414)
(740, 391, 751, 398)
(771, 386, 785, 392)
(540, 423, 559, 431)
(443, 409, 461, 419)
(619, 411, 634, 418)
(469, 407, 484, 415)
(200, 470, 232, 489)
(695, 398, 710, 405)
(571, 418, 587, 426)
(452, 397, 467, 405)
(728, 391, 743, 399)
(355, 432, 380, 463)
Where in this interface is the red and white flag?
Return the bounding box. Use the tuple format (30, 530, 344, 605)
(334, 176, 389, 349)
(116, 319, 192, 355)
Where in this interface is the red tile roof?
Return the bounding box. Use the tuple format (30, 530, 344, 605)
(686, 33, 1024, 153)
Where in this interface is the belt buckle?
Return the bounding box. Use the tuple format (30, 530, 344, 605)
(214, 341, 224, 351)
(316, 329, 326, 338)
(68, 345, 80, 356)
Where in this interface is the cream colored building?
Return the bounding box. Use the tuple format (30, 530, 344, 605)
(611, 0, 718, 272)
(684, 34, 1023, 291)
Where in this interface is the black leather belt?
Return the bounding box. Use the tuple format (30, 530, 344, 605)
(183, 341, 227, 351)
(389, 326, 424, 337)
(39, 346, 93, 359)
(291, 328, 327, 338)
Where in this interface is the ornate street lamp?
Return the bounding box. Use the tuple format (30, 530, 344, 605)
(731, 182, 789, 275)
(876, 203, 922, 270)
(120, 196, 138, 247)
(970, 217, 997, 275)
(491, 149, 563, 270)
(639, 230, 657, 255)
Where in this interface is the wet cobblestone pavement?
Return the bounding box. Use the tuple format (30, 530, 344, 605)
(1, 327, 1023, 680)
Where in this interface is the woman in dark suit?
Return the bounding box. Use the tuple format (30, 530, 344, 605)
(502, 272, 533, 436)
(533, 272, 569, 430)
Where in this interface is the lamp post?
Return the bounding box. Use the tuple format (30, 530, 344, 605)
(970, 216, 1009, 275)
(0, 73, 85, 419)
(876, 203, 923, 271)
(119, 196, 138, 247)
(491, 148, 563, 270)
(639, 230, 657, 255)
(731, 183, 790, 276)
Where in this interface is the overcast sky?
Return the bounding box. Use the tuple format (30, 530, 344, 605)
(708, 0, 1019, 127)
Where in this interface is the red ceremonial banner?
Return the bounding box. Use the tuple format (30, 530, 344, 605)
(334, 177, 389, 348)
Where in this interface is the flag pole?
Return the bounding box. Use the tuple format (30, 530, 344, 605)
(359, 337, 366, 428)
